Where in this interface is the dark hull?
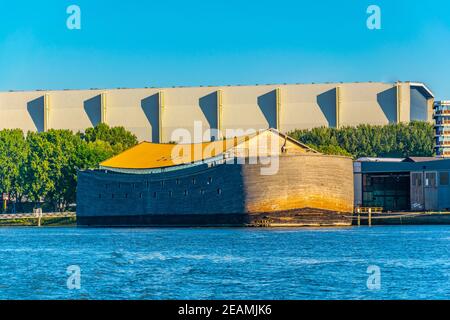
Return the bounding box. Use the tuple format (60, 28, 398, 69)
(77, 209, 353, 227)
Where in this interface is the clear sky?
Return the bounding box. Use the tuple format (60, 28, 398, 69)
(0, 0, 449, 98)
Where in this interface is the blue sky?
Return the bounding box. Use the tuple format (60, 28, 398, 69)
(0, 0, 449, 98)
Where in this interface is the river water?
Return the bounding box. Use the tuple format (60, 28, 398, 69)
(0, 226, 449, 300)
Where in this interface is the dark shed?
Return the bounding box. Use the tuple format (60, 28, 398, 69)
(354, 158, 450, 212)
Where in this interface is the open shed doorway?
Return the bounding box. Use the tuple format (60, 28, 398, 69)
(362, 172, 410, 212)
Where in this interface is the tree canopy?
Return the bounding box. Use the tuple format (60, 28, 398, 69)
(0, 124, 138, 212)
(289, 121, 434, 159)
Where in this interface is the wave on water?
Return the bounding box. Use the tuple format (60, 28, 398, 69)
(133, 252, 247, 263)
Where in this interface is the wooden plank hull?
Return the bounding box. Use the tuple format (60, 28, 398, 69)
(76, 154, 354, 227)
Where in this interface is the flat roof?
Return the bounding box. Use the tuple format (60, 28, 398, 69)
(409, 82, 435, 99)
(359, 158, 450, 173)
(0, 81, 432, 94)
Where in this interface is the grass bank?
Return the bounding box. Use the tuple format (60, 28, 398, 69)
(0, 216, 76, 227)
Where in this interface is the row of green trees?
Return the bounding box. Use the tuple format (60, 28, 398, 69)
(0, 121, 435, 212)
(0, 124, 138, 213)
(289, 121, 435, 158)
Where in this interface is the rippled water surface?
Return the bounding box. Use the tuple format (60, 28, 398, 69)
(0, 226, 449, 299)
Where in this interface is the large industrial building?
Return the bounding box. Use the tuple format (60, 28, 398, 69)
(0, 81, 434, 142)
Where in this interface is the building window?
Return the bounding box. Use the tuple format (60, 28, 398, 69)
(146, 181, 149, 188)
(118, 183, 121, 189)
(139, 193, 143, 199)
(363, 175, 372, 187)
(184, 190, 188, 196)
(153, 192, 157, 198)
(208, 177, 213, 184)
(412, 173, 422, 187)
(192, 178, 196, 185)
(161, 181, 165, 187)
(425, 172, 437, 187)
(176, 179, 180, 185)
(440, 172, 449, 186)
(217, 188, 222, 195)
(125, 193, 128, 199)
(200, 189, 205, 195)
(169, 191, 173, 197)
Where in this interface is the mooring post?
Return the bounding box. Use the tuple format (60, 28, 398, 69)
(368, 208, 372, 227)
(36, 208, 42, 227)
(357, 208, 361, 226)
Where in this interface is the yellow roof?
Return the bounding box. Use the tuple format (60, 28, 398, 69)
(99, 129, 317, 170)
(100, 138, 243, 170)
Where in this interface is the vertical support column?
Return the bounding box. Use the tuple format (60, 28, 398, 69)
(427, 97, 435, 123)
(336, 86, 342, 129)
(396, 82, 402, 124)
(276, 88, 281, 131)
(396, 82, 411, 123)
(44, 93, 50, 132)
(353, 161, 363, 207)
(101, 92, 107, 124)
(217, 89, 223, 139)
(159, 91, 165, 143)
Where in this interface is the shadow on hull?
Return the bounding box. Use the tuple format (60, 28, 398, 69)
(77, 208, 353, 228)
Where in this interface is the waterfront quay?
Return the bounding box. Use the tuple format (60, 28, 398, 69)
(4, 211, 450, 227)
(0, 212, 76, 227)
(353, 209, 450, 226)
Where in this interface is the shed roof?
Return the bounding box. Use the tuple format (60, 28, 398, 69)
(359, 158, 450, 173)
(403, 157, 443, 163)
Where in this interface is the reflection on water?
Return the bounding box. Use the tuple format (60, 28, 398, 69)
(0, 226, 449, 300)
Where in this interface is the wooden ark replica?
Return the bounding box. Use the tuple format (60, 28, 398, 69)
(77, 129, 354, 227)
